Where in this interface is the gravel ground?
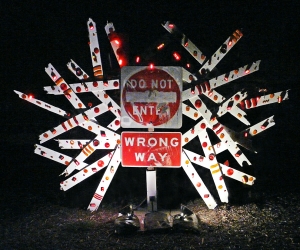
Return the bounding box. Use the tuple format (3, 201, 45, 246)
(1, 189, 299, 250)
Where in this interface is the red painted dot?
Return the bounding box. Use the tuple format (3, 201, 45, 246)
(195, 99, 202, 108)
(93, 139, 99, 146)
(209, 153, 215, 160)
(113, 81, 119, 87)
(196, 182, 201, 187)
(94, 107, 100, 113)
(76, 86, 82, 92)
(94, 47, 99, 53)
(200, 123, 206, 129)
(202, 142, 207, 148)
(204, 194, 209, 198)
(227, 168, 234, 176)
(97, 160, 104, 167)
(219, 176, 223, 180)
(60, 83, 68, 91)
(193, 156, 197, 161)
(105, 142, 110, 148)
(88, 102, 93, 107)
(234, 94, 240, 101)
(93, 81, 98, 87)
(115, 120, 120, 126)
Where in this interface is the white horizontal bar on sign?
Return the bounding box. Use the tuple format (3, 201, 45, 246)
(34, 144, 73, 165)
(220, 163, 256, 185)
(125, 91, 177, 103)
(39, 103, 108, 143)
(60, 153, 112, 191)
(245, 115, 275, 136)
(14, 90, 67, 116)
(44, 80, 120, 94)
(209, 60, 261, 90)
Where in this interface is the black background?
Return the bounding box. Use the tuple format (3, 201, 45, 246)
(1, 0, 300, 209)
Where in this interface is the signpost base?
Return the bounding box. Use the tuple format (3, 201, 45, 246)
(146, 168, 157, 212)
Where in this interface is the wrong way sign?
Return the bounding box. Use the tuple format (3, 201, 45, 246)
(120, 66, 182, 128)
(121, 132, 182, 167)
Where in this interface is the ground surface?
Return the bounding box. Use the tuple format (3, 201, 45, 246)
(1, 188, 299, 250)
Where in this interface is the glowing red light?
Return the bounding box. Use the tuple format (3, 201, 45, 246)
(118, 59, 123, 66)
(135, 56, 140, 63)
(168, 23, 174, 29)
(245, 69, 250, 74)
(228, 40, 232, 46)
(149, 63, 154, 70)
(224, 77, 228, 81)
(89, 22, 94, 30)
(186, 63, 191, 68)
(28, 95, 33, 99)
(51, 72, 57, 80)
(157, 43, 165, 50)
(114, 39, 120, 45)
(173, 52, 181, 61)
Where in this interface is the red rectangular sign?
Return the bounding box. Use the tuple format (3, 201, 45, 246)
(121, 132, 182, 167)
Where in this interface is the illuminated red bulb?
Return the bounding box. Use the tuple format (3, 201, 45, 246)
(135, 56, 140, 63)
(51, 72, 57, 80)
(149, 63, 154, 70)
(114, 39, 120, 45)
(245, 69, 250, 74)
(89, 22, 94, 30)
(157, 43, 165, 50)
(173, 52, 181, 61)
(168, 23, 174, 29)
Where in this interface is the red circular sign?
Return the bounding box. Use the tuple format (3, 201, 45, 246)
(122, 68, 180, 126)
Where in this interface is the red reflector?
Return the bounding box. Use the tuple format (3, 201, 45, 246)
(173, 52, 181, 61)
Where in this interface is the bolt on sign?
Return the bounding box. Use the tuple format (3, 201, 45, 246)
(120, 66, 182, 128)
(121, 132, 182, 167)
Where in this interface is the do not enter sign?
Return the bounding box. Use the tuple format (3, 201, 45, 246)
(121, 66, 182, 128)
(121, 132, 182, 167)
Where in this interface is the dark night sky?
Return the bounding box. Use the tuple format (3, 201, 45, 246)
(1, 1, 300, 206)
